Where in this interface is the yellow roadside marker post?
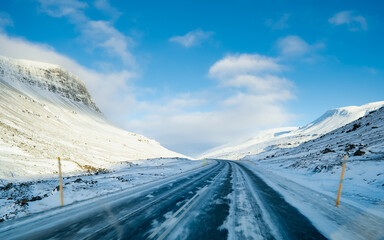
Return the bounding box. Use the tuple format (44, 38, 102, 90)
(249, 152, 251, 163)
(336, 155, 347, 207)
(58, 157, 64, 207)
(204, 158, 206, 166)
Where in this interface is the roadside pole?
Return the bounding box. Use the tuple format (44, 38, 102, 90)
(58, 157, 64, 207)
(249, 152, 251, 163)
(204, 158, 206, 166)
(336, 155, 347, 207)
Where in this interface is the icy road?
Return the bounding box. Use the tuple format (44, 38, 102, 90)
(0, 160, 383, 240)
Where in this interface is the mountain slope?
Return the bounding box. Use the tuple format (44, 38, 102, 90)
(201, 101, 384, 160)
(256, 106, 384, 172)
(0, 56, 185, 179)
(250, 105, 384, 210)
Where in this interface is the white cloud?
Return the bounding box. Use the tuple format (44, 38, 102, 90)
(0, 31, 296, 156)
(277, 35, 309, 56)
(83, 20, 135, 66)
(209, 54, 293, 97)
(266, 13, 291, 30)
(37, 0, 87, 19)
(94, 0, 122, 20)
(126, 53, 295, 156)
(0, 33, 136, 123)
(1, 3, 296, 157)
(277, 35, 325, 61)
(36, 0, 135, 67)
(0, 12, 13, 30)
(224, 74, 292, 93)
(169, 29, 214, 48)
(209, 54, 282, 79)
(127, 92, 294, 157)
(329, 11, 367, 31)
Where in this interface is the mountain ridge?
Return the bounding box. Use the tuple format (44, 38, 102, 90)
(201, 101, 384, 160)
(0, 56, 101, 113)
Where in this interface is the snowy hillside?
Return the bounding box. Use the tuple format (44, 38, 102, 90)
(250, 106, 384, 211)
(0, 57, 100, 113)
(256, 106, 384, 171)
(201, 101, 384, 160)
(0, 56, 185, 179)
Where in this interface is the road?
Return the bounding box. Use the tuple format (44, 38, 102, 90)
(0, 160, 326, 240)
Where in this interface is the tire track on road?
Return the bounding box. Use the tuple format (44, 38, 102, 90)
(235, 162, 326, 240)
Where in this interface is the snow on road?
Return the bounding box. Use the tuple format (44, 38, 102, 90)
(222, 163, 276, 240)
(1, 160, 383, 240)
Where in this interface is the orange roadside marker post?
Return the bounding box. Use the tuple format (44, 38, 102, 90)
(58, 157, 64, 207)
(336, 155, 347, 207)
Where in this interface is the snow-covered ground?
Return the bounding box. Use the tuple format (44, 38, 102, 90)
(244, 106, 384, 214)
(0, 56, 186, 179)
(0, 157, 205, 222)
(242, 162, 384, 240)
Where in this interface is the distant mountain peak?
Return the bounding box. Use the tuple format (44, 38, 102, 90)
(298, 101, 384, 133)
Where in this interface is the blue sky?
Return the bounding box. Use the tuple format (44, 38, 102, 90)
(0, 0, 383, 156)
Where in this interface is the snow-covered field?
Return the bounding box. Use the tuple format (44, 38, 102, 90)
(0, 158, 205, 222)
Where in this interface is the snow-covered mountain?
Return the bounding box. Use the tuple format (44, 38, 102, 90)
(0, 56, 185, 179)
(257, 105, 384, 172)
(252, 105, 384, 202)
(201, 101, 384, 160)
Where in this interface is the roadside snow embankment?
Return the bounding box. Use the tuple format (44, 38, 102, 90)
(249, 106, 384, 212)
(0, 158, 206, 222)
(242, 162, 384, 240)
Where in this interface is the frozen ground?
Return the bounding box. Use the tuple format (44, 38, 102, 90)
(0, 158, 204, 222)
(1, 161, 329, 240)
(241, 162, 384, 240)
(1, 160, 383, 239)
(253, 160, 384, 216)
(240, 106, 384, 218)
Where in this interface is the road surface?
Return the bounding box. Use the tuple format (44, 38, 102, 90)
(0, 160, 327, 240)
